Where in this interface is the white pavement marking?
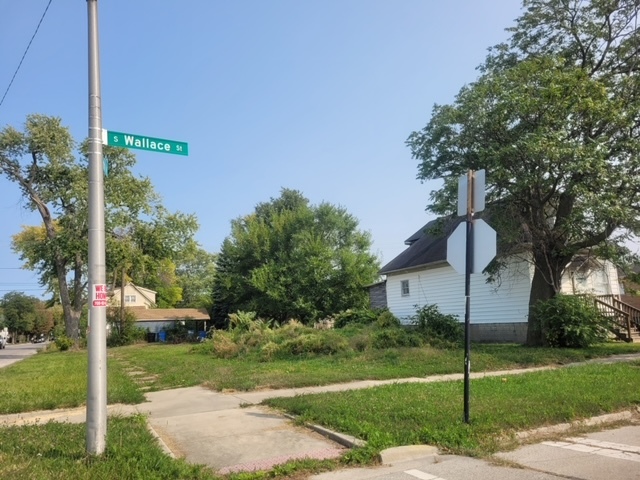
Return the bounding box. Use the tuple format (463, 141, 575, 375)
(542, 441, 640, 463)
(565, 437, 640, 454)
(404, 470, 445, 480)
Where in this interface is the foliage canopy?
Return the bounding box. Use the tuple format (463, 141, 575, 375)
(407, 0, 640, 345)
(212, 189, 379, 326)
(0, 115, 213, 340)
(0, 292, 53, 338)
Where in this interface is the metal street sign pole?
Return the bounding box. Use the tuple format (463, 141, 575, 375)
(449, 169, 494, 423)
(86, 0, 107, 455)
(464, 170, 473, 424)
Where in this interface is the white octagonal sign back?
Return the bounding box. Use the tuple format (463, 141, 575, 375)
(446, 219, 496, 274)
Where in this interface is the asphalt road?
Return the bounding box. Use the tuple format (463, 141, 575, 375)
(0, 342, 46, 369)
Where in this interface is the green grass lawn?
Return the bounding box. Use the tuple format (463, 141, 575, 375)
(266, 361, 640, 458)
(0, 349, 144, 414)
(109, 341, 640, 392)
(0, 415, 218, 480)
(1, 341, 639, 415)
(3, 360, 637, 480)
(1, 342, 639, 479)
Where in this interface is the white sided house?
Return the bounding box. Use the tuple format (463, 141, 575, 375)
(379, 219, 623, 343)
(110, 283, 157, 308)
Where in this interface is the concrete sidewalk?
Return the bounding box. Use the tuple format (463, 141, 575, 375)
(135, 365, 562, 472)
(1, 353, 639, 475)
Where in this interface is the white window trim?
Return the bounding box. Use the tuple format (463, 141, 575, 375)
(401, 280, 410, 297)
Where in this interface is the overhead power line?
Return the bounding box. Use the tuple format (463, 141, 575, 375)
(0, 288, 48, 292)
(0, 0, 54, 109)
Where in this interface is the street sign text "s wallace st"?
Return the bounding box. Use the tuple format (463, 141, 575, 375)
(102, 129, 188, 156)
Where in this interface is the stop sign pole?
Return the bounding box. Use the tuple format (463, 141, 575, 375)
(447, 169, 495, 424)
(463, 171, 474, 424)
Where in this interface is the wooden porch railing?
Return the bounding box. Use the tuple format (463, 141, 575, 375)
(593, 297, 632, 342)
(593, 294, 640, 342)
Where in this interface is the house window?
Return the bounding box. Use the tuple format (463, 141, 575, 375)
(575, 271, 588, 287)
(124, 295, 137, 303)
(401, 280, 410, 297)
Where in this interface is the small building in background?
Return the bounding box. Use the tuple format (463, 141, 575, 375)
(366, 280, 387, 310)
(127, 306, 211, 335)
(110, 283, 157, 308)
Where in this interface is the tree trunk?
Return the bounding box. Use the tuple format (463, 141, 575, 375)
(526, 250, 571, 346)
(526, 267, 557, 346)
(9, 160, 83, 343)
(54, 254, 80, 341)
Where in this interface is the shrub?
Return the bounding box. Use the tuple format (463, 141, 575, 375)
(276, 319, 306, 338)
(278, 332, 349, 357)
(54, 335, 74, 351)
(376, 310, 401, 329)
(534, 295, 610, 348)
(349, 333, 372, 352)
(228, 311, 275, 337)
(259, 341, 281, 361)
(228, 311, 258, 332)
(209, 331, 241, 358)
(235, 328, 274, 349)
(412, 304, 463, 345)
(333, 308, 379, 328)
(371, 329, 422, 349)
(106, 307, 146, 347)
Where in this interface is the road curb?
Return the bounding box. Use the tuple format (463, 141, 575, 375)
(515, 409, 640, 441)
(145, 421, 176, 458)
(379, 445, 439, 464)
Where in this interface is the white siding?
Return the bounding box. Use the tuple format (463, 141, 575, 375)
(560, 260, 621, 296)
(386, 259, 533, 324)
(606, 261, 622, 295)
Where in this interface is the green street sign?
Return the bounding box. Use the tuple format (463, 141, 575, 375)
(103, 129, 188, 156)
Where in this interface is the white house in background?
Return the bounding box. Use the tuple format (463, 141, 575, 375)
(110, 283, 157, 308)
(378, 218, 622, 343)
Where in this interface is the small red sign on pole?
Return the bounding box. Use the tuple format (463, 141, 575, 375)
(92, 284, 107, 307)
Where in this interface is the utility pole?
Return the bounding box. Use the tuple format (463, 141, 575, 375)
(86, 0, 107, 455)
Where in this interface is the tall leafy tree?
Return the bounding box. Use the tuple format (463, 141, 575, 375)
(110, 208, 203, 308)
(407, 0, 640, 345)
(212, 189, 379, 326)
(1, 115, 202, 339)
(175, 247, 217, 309)
(0, 292, 51, 339)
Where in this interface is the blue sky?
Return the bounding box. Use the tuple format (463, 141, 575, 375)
(0, 1, 522, 298)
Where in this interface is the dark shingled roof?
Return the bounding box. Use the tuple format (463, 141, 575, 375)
(379, 217, 464, 275)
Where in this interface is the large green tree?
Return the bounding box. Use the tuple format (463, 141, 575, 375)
(212, 189, 379, 326)
(407, 0, 640, 345)
(175, 247, 216, 309)
(0, 292, 52, 339)
(108, 208, 204, 308)
(1, 115, 207, 339)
